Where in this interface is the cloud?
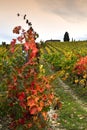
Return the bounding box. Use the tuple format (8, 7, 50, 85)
(36, 0, 87, 22)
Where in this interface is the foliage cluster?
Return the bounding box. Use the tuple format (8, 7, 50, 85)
(0, 14, 57, 130)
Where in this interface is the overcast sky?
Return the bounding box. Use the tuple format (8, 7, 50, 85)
(0, 0, 87, 43)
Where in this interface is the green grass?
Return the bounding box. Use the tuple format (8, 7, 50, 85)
(64, 79, 87, 104)
(53, 79, 87, 130)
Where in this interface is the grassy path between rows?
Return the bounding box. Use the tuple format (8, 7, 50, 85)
(58, 78, 87, 112)
(42, 59, 87, 130)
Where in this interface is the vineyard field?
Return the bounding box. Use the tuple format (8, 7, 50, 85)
(41, 41, 87, 102)
(0, 41, 87, 129)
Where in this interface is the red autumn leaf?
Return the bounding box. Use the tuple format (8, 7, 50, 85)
(24, 42, 30, 51)
(9, 121, 16, 129)
(17, 36, 24, 42)
(18, 92, 25, 101)
(42, 94, 47, 101)
(13, 26, 21, 34)
(9, 103, 14, 107)
(10, 47, 15, 53)
(31, 89, 37, 95)
(36, 85, 44, 93)
(11, 39, 16, 46)
(19, 101, 26, 109)
(39, 101, 44, 109)
(29, 105, 38, 115)
(13, 76, 17, 82)
(52, 113, 58, 120)
(30, 48, 38, 59)
(27, 97, 36, 107)
(18, 118, 25, 124)
(49, 93, 54, 100)
(10, 39, 16, 53)
(42, 112, 47, 120)
(27, 123, 32, 128)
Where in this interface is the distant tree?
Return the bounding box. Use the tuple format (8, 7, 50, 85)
(2, 41, 6, 46)
(72, 38, 73, 42)
(63, 32, 70, 42)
